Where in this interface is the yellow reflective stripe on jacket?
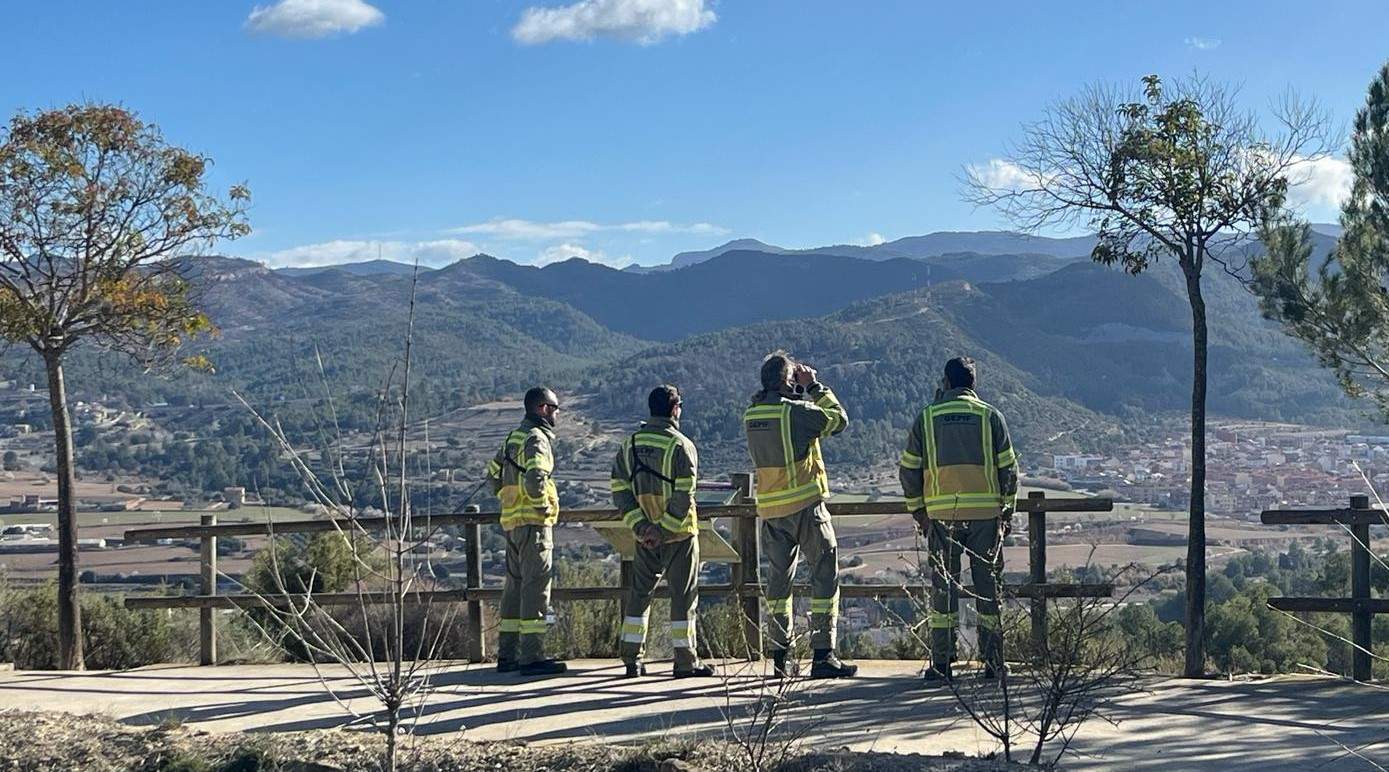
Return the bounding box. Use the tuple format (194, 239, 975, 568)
(624, 427, 698, 538)
(996, 447, 1018, 469)
(814, 391, 843, 435)
(899, 449, 923, 469)
(745, 400, 831, 518)
(498, 427, 559, 530)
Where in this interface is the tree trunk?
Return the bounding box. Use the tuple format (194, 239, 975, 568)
(43, 350, 85, 670)
(1183, 267, 1208, 678)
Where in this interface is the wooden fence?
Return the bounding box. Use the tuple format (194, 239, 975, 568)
(123, 476, 1114, 666)
(1263, 494, 1388, 682)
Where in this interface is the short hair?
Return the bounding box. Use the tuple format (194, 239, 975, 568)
(524, 386, 557, 413)
(648, 384, 681, 417)
(944, 357, 976, 389)
(760, 350, 794, 391)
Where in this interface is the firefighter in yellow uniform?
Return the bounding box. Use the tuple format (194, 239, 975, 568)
(486, 386, 566, 677)
(899, 357, 1018, 685)
(743, 351, 857, 679)
(610, 385, 716, 679)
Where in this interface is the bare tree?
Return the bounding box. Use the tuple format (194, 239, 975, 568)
(0, 105, 248, 668)
(965, 74, 1333, 677)
(230, 271, 461, 770)
(881, 531, 1169, 766)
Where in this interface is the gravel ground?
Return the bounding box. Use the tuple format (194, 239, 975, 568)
(0, 711, 1020, 772)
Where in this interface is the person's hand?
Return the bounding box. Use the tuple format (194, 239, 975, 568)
(794, 363, 817, 387)
(1001, 510, 1015, 538)
(636, 522, 663, 549)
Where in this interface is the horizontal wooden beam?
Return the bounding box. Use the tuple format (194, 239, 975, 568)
(124, 580, 1112, 610)
(123, 496, 1115, 543)
(1261, 509, 1389, 526)
(1268, 596, 1389, 614)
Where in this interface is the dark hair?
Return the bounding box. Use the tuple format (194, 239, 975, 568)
(648, 384, 681, 417)
(944, 357, 976, 389)
(524, 386, 557, 413)
(760, 350, 793, 391)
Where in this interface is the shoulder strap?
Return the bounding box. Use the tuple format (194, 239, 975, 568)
(629, 432, 677, 486)
(502, 430, 528, 474)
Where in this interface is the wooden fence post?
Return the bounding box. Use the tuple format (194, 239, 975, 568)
(463, 505, 485, 663)
(1350, 494, 1372, 682)
(199, 513, 217, 666)
(730, 472, 762, 660)
(1028, 491, 1047, 652)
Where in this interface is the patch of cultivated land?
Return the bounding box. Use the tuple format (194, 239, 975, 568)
(0, 711, 1015, 772)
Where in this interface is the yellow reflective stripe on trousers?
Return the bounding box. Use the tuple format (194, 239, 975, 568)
(519, 619, 547, 634)
(621, 615, 648, 643)
(766, 596, 792, 616)
(810, 590, 839, 616)
(977, 612, 1001, 630)
(499, 618, 522, 633)
(670, 620, 695, 649)
(927, 610, 958, 629)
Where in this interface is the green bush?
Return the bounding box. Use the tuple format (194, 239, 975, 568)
(0, 581, 186, 669)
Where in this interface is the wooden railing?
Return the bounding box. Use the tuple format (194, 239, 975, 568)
(1263, 495, 1388, 682)
(123, 475, 1113, 665)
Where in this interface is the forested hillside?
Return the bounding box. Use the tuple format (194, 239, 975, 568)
(0, 229, 1369, 496)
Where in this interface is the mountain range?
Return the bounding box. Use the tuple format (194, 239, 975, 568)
(0, 227, 1365, 489)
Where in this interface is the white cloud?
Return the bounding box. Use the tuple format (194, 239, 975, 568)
(1184, 36, 1222, 51)
(245, 0, 384, 39)
(1286, 154, 1353, 219)
(450, 218, 727, 240)
(512, 0, 716, 46)
(967, 158, 1048, 193)
(536, 243, 633, 268)
(263, 238, 481, 268)
(865, 232, 886, 246)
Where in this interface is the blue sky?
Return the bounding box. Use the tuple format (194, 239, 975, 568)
(4, 0, 1387, 268)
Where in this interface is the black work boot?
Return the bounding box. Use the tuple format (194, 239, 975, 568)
(496, 659, 519, 673)
(771, 650, 798, 679)
(923, 663, 952, 687)
(809, 650, 858, 679)
(674, 662, 716, 679)
(518, 659, 567, 677)
(624, 661, 646, 678)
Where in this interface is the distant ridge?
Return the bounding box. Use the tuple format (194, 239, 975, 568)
(277, 259, 426, 278)
(662, 230, 1099, 269)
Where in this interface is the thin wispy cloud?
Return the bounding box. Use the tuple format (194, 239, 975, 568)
(245, 0, 384, 39)
(450, 218, 727, 240)
(512, 0, 716, 46)
(262, 238, 480, 268)
(1184, 36, 1222, 51)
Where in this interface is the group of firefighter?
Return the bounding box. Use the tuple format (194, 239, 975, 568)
(485, 352, 1018, 685)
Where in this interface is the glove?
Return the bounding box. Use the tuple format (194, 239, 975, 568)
(912, 511, 929, 534)
(1001, 509, 1015, 538)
